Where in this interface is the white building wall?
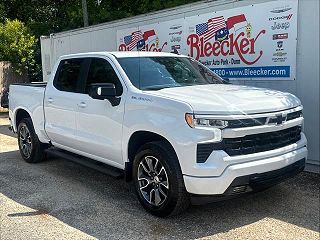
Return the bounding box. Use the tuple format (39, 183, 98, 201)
(295, 0, 319, 169)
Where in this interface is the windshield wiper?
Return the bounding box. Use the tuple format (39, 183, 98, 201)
(141, 85, 179, 91)
(142, 86, 167, 90)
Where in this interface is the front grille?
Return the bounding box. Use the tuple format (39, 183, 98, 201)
(224, 110, 302, 128)
(196, 126, 301, 163)
(228, 117, 267, 128)
(287, 110, 302, 121)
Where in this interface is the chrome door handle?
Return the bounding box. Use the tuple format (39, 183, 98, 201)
(78, 102, 87, 108)
(48, 98, 53, 103)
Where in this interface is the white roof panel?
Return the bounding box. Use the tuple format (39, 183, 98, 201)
(110, 51, 186, 58)
(59, 51, 187, 60)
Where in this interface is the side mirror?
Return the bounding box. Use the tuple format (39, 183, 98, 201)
(88, 83, 121, 106)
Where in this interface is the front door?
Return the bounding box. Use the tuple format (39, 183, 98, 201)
(75, 57, 126, 168)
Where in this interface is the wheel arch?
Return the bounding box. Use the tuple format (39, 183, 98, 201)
(14, 108, 33, 130)
(125, 130, 178, 182)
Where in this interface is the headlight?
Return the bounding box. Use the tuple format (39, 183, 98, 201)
(185, 113, 228, 129)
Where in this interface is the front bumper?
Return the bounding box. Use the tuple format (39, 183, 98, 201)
(190, 158, 305, 205)
(183, 145, 307, 195)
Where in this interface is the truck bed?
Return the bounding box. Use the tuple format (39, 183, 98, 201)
(9, 83, 46, 140)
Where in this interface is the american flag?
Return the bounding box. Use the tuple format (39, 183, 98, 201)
(196, 16, 226, 42)
(124, 31, 143, 50)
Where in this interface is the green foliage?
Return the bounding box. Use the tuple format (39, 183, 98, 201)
(0, 0, 200, 81)
(0, 3, 6, 22)
(2, 0, 199, 34)
(86, 0, 198, 25)
(0, 19, 37, 75)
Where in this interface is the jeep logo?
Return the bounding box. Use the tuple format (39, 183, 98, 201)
(271, 22, 290, 30)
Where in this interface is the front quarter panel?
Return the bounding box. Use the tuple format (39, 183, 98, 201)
(122, 92, 218, 175)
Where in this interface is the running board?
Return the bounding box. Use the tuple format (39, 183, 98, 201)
(45, 148, 124, 179)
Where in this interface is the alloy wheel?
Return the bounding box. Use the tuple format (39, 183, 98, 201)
(137, 156, 169, 206)
(19, 124, 32, 158)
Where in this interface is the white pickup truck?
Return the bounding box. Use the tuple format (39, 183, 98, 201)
(9, 51, 307, 216)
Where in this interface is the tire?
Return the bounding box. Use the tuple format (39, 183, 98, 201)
(17, 118, 48, 163)
(133, 141, 190, 217)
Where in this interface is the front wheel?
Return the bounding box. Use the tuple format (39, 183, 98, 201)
(17, 118, 48, 163)
(133, 141, 190, 217)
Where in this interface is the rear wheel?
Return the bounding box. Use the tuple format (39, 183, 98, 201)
(133, 141, 190, 217)
(17, 118, 48, 163)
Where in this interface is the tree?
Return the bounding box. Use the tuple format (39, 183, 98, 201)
(0, 0, 200, 81)
(84, 0, 199, 26)
(0, 3, 6, 22)
(0, 19, 37, 76)
(1, 0, 84, 35)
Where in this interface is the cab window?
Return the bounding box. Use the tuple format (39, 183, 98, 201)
(54, 58, 85, 93)
(86, 58, 123, 96)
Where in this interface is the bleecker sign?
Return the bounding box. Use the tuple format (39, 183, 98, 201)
(118, 30, 168, 52)
(185, 0, 297, 80)
(187, 30, 266, 64)
(186, 14, 266, 65)
(116, 0, 298, 80)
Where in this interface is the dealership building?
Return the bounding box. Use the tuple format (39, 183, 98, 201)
(40, 0, 319, 172)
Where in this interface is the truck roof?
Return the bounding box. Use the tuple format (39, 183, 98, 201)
(60, 51, 186, 59)
(110, 51, 185, 58)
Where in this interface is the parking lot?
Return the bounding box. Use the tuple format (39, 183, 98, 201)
(0, 112, 319, 240)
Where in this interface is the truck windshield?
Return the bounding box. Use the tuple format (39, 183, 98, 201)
(117, 56, 226, 90)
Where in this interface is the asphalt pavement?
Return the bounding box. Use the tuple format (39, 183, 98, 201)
(0, 112, 319, 240)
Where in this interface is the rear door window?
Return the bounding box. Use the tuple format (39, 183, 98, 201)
(54, 58, 86, 93)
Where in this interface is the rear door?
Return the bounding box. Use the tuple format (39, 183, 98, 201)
(74, 57, 126, 168)
(44, 58, 89, 149)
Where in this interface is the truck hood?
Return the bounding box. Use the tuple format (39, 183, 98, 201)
(150, 84, 301, 114)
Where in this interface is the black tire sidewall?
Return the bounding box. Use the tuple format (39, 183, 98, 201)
(17, 118, 43, 163)
(133, 142, 183, 217)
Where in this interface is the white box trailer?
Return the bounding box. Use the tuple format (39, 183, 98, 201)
(40, 0, 319, 172)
